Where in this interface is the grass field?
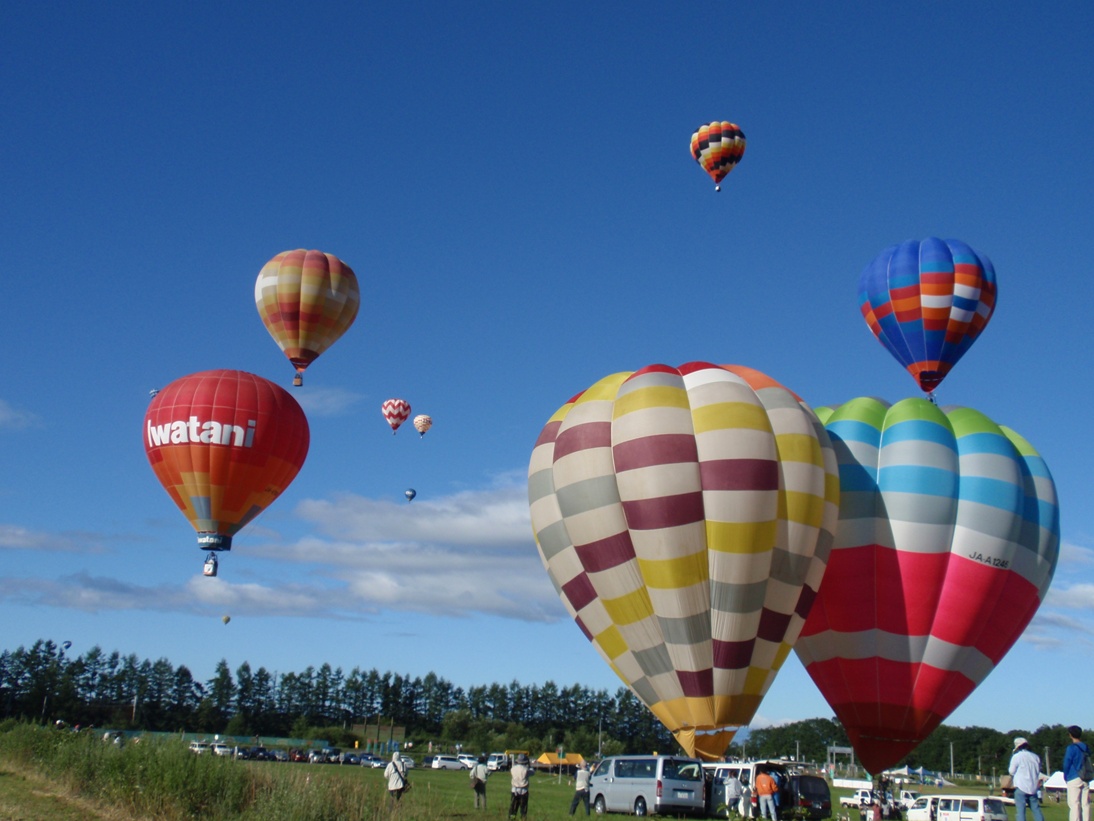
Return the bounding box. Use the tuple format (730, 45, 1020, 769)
(0, 722, 1081, 820)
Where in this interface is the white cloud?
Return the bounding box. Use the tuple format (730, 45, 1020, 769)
(294, 387, 366, 417)
(0, 399, 40, 429)
(0, 524, 105, 553)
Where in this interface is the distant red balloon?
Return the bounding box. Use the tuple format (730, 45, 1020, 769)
(144, 370, 310, 552)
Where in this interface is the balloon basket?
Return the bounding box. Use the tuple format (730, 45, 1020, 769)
(203, 553, 219, 577)
(292, 373, 303, 387)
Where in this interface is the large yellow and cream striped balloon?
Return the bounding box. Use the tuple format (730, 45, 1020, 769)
(528, 362, 839, 760)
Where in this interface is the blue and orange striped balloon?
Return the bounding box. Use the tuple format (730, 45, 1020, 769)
(858, 238, 997, 395)
(795, 397, 1058, 774)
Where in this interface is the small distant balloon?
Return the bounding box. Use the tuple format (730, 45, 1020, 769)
(405, 488, 416, 502)
(222, 615, 231, 625)
(413, 414, 432, 438)
(382, 399, 412, 434)
(62, 640, 72, 651)
(690, 121, 746, 191)
(149, 389, 159, 398)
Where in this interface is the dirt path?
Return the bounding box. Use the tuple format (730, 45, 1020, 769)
(0, 762, 125, 821)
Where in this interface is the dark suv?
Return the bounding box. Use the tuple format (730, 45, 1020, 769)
(781, 774, 832, 820)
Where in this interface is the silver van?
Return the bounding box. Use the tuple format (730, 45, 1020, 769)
(589, 754, 705, 816)
(936, 796, 1007, 821)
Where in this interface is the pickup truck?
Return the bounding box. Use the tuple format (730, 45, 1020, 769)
(841, 790, 877, 808)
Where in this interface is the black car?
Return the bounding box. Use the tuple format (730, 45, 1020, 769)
(781, 774, 832, 820)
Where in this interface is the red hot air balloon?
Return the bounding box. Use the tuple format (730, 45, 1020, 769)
(795, 397, 1059, 773)
(144, 370, 310, 575)
(382, 398, 411, 434)
(255, 249, 361, 386)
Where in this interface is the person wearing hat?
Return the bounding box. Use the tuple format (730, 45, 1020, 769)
(1063, 726, 1092, 821)
(509, 753, 532, 819)
(1009, 737, 1046, 821)
(569, 760, 592, 816)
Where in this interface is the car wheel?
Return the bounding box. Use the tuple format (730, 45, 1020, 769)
(634, 796, 647, 816)
(595, 795, 607, 814)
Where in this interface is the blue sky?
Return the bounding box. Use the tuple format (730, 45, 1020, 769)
(2, 2, 1093, 736)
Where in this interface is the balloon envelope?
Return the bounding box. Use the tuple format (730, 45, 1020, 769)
(858, 238, 997, 394)
(144, 369, 310, 551)
(795, 397, 1059, 773)
(413, 414, 432, 437)
(255, 249, 360, 383)
(382, 399, 412, 433)
(690, 122, 746, 190)
(528, 362, 839, 759)
(405, 488, 416, 502)
(222, 615, 231, 625)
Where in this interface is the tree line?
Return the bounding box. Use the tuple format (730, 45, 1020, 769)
(0, 639, 674, 755)
(1, 639, 1077, 770)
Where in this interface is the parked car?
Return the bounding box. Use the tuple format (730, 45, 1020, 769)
(907, 796, 940, 821)
(487, 752, 510, 771)
(338, 753, 360, 765)
(399, 755, 415, 769)
(272, 750, 290, 762)
(936, 796, 1007, 821)
(590, 754, 705, 817)
(457, 753, 477, 769)
(189, 741, 209, 755)
(249, 746, 269, 761)
(308, 749, 326, 763)
(359, 753, 382, 767)
(783, 773, 832, 820)
(290, 749, 308, 762)
(211, 743, 232, 757)
(433, 754, 464, 770)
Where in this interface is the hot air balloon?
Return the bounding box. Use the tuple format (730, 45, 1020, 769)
(405, 488, 416, 502)
(858, 238, 997, 396)
(690, 121, 746, 192)
(528, 362, 840, 760)
(255, 249, 361, 386)
(413, 414, 432, 438)
(795, 397, 1059, 774)
(144, 369, 310, 575)
(382, 399, 412, 434)
(222, 615, 231, 625)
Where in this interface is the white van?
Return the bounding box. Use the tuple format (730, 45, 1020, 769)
(936, 796, 1007, 821)
(590, 754, 705, 816)
(907, 796, 940, 821)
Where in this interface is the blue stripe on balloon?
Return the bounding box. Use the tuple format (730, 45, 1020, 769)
(956, 431, 1015, 457)
(878, 464, 958, 497)
(957, 476, 1021, 510)
(882, 419, 956, 448)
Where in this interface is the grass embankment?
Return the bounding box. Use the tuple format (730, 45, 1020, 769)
(0, 722, 579, 819)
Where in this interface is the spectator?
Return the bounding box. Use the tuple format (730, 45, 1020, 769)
(1009, 737, 1046, 821)
(1064, 726, 1092, 821)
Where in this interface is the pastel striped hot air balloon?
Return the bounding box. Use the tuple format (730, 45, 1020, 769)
(690, 121, 746, 191)
(144, 370, 310, 572)
(858, 238, 997, 395)
(528, 362, 840, 760)
(795, 397, 1059, 774)
(255, 249, 361, 386)
(413, 414, 432, 438)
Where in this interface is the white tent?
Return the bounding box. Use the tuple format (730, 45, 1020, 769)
(1044, 771, 1067, 790)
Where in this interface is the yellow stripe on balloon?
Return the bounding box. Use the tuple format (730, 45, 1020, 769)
(637, 553, 710, 588)
(692, 402, 770, 434)
(600, 587, 655, 626)
(775, 433, 826, 465)
(705, 520, 776, 553)
(613, 384, 690, 418)
(783, 490, 827, 527)
(595, 625, 629, 660)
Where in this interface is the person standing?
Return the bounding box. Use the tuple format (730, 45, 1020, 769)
(1064, 726, 1092, 821)
(755, 770, 778, 820)
(724, 773, 744, 818)
(569, 760, 592, 815)
(470, 754, 490, 810)
(740, 780, 753, 818)
(1009, 737, 1046, 821)
(384, 752, 409, 807)
(509, 753, 531, 819)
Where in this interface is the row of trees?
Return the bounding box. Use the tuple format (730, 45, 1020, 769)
(2, 639, 1076, 772)
(0, 639, 674, 754)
